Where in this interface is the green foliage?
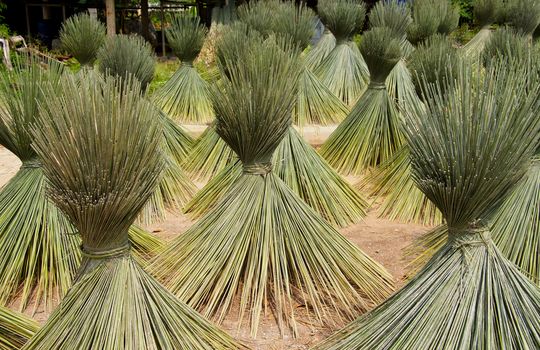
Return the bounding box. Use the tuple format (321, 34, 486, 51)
(452, 0, 474, 21)
(318, 0, 366, 41)
(166, 13, 207, 62)
(59, 13, 106, 66)
(98, 34, 156, 91)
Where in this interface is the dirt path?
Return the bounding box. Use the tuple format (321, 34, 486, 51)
(0, 139, 430, 349)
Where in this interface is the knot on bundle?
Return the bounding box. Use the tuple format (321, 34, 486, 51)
(21, 158, 42, 169)
(243, 162, 273, 176)
(368, 81, 387, 90)
(81, 241, 131, 260)
(448, 224, 491, 249)
(448, 222, 491, 281)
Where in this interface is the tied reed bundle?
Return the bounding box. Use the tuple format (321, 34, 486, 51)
(152, 13, 213, 123)
(321, 27, 404, 174)
(315, 0, 369, 106)
(0, 60, 168, 313)
(151, 36, 393, 338)
(98, 34, 196, 224)
(461, 0, 502, 59)
(59, 13, 105, 67)
(185, 21, 367, 227)
(407, 0, 459, 45)
(23, 72, 240, 350)
(0, 306, 37, 350)
(315, 59, 540, 350)
(360, 36, 459, 226)
(368, 0, 419, 124)
(238, 0, 349, 126)
(409, 41, 540, 282)
(506, 0, 540, 37)
(185, 127, 368, 228)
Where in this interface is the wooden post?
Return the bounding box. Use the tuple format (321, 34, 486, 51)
(105, 0, 116, 36)
(141, 0, 149, 41)
(160, 2, 165, 57)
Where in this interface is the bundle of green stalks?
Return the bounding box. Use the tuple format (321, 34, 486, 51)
(185, 127, 368, 227)
(461, 0, 502, 60)
(23, 72, 240, 350)
(407, 0, 459, 45)
(59, 13, 105, 67)
(369, 0, 419, 118)
(0, 307, 37, 350)
(239, 0, 349, 126)
(361, 35, 458, 226)
(0, 60, 164, 314)
(152, 13, 213, 123)
(151, 35, 393, 338)
(315, 59, 540, 350)
(321, 27, 404, 174)
(98, 34, 196, 224)
(408, 33, 540, 281)
(315, 0, 369, 106)
(506, 0, 540, 38)
(185, 18, 367, 227)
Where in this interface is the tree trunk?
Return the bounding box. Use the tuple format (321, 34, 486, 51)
(141, 0, 150, 41)
(106, 0, 116, 36)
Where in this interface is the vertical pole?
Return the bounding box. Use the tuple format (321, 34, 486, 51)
(105, 0, 116, 36)
(25, 4, 31, 40)
(141, 0, 149, 41)
(160, 3, 165, 57)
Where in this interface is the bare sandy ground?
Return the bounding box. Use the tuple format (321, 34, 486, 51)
(0, 129, 430, 349)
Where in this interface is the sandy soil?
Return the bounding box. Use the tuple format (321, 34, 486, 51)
(0, 130, 430, 349)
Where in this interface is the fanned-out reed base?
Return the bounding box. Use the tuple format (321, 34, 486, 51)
(185, 128, 367, 228)
(183, 126, 237, 181)
(360, 146, 443, 226)
(320, 86, 405, 175)
(153, 172, 393, 337)
(137, 112, 197, 225)
(0, 165, 78, 311)
(406, 157, 540, 282)
(0, 166, 165, 312)
(316, 42, 369, 107)
(315, 230, 540, 349)
(137, 157, 197, 225)
(462, 27, 493, 60)
(152, 63, 213, 124)
(0, 306, 38, 350)
(305, 29, 336, 70)
(293, 66, 349, 126)
(492, 156, 540, 285)
(160, 111, 194, 164)
(385, 58, 420, 109)
(23, 255, 241, 350)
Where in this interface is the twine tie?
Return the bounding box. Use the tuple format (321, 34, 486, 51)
(243, 163, 273, 176)
(81, 242, 131, 260)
